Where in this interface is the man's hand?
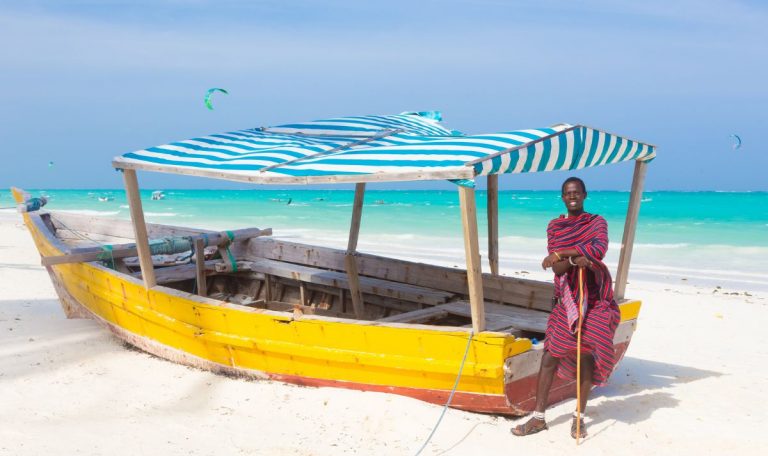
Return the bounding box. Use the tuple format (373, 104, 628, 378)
(542, 253, 560, 270)
(572, 255, 594, 269)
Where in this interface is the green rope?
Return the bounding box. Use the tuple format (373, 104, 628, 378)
(96, 245, 115, 269)
(225, 247, 238, 272)
(224, 230, 237, 272)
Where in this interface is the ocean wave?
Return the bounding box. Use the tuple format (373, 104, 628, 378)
(145, 212, 178, 217)
(55, 209, 121, 216)
(635, 242, 690, 249)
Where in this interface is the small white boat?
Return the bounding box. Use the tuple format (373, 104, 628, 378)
(151, 191, 165, 201)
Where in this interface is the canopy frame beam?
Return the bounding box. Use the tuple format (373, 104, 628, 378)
(614, 160, 648, 299)
(458, 186, 486, 333)
(345, 183, 367, 318)
(487, 175, 499, 276)
(122, 169, 156, 288)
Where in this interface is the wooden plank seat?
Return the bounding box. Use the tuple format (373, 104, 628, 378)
(440, 301, 549, 333)
(376, 305, 451, 324)
(375, 300, 549, 333)
(242, 258, 455, 306)
(135, 257, 455, 307)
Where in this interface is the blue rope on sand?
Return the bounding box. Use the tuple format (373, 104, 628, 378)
(413, 330, 474, 456)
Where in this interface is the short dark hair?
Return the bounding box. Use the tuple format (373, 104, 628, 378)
(561, 177, 587, 194)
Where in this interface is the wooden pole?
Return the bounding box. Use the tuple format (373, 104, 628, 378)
(345, 183, 366, 318)
(614, 160, 648, 300)
(576, 267, 585, 445)
(487, 175, 499, 276)
(458, 186, 485, 333)
(41, 227, 271, 266)
(122, 169, 156, 288)
(193, 238, 207, 296)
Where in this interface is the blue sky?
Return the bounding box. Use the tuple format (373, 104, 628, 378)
(1, 0, 766, 191)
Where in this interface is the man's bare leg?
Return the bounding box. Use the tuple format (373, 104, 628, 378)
(572, 353, 594, 439)
(512, 351, 560, 436)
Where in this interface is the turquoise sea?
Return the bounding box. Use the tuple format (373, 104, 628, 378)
(2, 189, 767, 292)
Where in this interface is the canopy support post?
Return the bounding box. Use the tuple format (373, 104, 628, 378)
(614, 160, 648, 300)
(194, 238, 207, 296)
(122, 169, 156, 288)
(458, 186, 486, 333)
(487, 175, 499, 276)
(345, 183, 366, 318)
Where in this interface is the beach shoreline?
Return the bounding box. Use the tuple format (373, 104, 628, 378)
(1, 214, 767, 455)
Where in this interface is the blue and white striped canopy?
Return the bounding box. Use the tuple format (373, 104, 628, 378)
(113, 112, 655, 185)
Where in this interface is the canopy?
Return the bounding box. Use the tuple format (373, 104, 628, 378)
(113, 112, 655, 185)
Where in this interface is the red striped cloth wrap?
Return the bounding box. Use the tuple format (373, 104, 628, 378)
(544, 213, 621, 386)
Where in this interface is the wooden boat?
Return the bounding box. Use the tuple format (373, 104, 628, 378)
(13, 113, 654, 415)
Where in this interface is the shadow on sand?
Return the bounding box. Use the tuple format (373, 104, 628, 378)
(542, 356, 723, 439)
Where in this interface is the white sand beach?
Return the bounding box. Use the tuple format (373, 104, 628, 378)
(1, 213, 767, 456)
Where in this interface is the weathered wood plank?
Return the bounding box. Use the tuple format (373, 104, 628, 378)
(115, 160, 476, 186)
(194, 238, 207, 296)
(487, 174, 499, 276)
(123, 169, 156, 288)
(263, 301, 348, 319)
(247, 239, 554, 311)
(48, 211, 208, 240)
(241, 258, 453, 306)
(442, 301, 548, 333)
(42, 227, 271, 266)
(346, 182, 366, 318)
(377, 305, 450, 323)
(458, 186, 485, 333)
(615, 160, 647, 299)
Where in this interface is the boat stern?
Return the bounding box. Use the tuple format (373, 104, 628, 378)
(502, 300, 641, 415)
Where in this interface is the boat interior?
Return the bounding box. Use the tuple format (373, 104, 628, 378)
(41, 210, 557, 338)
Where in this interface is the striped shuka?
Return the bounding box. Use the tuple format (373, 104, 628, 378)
(543, 212, 621, 386)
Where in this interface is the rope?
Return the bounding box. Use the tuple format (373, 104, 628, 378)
(51, 216, 115, 269)
(413, 330, 474, 456)
(148, 237, 192, 255)
(224, 230, 237, 272)
(97, 245, 115, 269)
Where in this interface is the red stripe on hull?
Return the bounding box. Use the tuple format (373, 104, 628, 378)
(268, 372, 515, 415)
(505, 341, 631, 413)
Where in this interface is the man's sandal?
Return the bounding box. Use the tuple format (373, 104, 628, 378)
(511, 417, 548, 436)
(571, 416, 587, 439)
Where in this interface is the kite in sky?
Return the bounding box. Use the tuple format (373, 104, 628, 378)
(205, 88, 229, 110)
(730, 134, 742, 150)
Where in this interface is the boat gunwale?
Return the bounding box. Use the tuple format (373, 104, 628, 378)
(28, 209, 640, 333)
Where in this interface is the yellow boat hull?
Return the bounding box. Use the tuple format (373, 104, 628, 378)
(15, 189, 640, 415)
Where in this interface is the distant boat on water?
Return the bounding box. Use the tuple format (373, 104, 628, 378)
(151, 191, 166, 201)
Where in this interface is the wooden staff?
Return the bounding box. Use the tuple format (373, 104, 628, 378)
(576, 266, 585, 445)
